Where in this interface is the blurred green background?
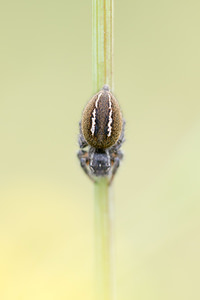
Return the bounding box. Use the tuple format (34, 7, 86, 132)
(0, 0, 200, 299)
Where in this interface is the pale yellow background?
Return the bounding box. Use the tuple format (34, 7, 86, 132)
(0, 0, 200, 299)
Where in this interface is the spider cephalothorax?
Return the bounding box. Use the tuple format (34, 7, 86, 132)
(78, 85, 125, 184)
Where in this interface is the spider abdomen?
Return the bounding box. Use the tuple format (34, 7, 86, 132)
(81, 86, 123, 149)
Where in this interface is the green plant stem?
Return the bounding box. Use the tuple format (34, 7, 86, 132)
(94, 178, 114, 300)
(92, 1, 114, 300)
(92, 0, 113, 93)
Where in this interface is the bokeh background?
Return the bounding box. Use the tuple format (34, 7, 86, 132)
(0, 0, 200, 299)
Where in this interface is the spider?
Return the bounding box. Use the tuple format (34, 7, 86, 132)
(77, 85, 125, 184)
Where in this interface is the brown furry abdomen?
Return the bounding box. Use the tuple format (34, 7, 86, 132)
(81, 89, 123, 149)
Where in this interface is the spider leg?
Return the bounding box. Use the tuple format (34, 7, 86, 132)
(78, 121, 88, 148)
(120, 119, 126, 143)
(77, 149, 95, 182)
(109, 150, 123, 185)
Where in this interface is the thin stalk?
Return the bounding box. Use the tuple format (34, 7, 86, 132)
(92, 0, 113, 93)
(92, 1, 114, 300)
(94, 178, 114, 300)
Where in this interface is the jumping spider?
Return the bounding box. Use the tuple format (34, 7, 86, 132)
(78, 85, 125, 184)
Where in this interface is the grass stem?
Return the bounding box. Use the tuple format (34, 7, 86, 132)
(92, 0, 113, 92)
(92, 1, 114, 299)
